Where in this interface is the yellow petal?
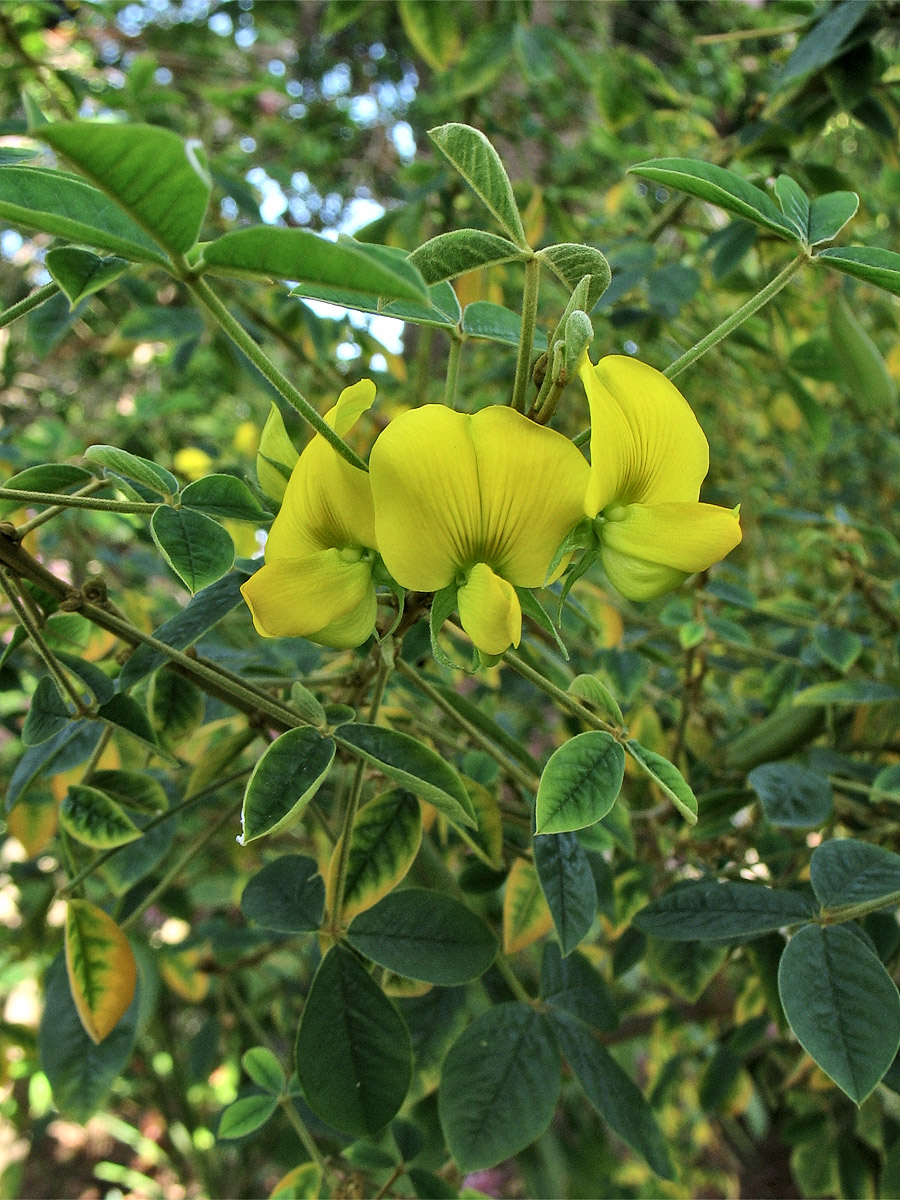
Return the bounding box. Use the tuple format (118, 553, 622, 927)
(370, 404, 481, 591)
(326, 378, 377, 439)
(313, 586, 379, 649)
(579, 355, 710, 514)
(600, 501, 742, 601)
(240, 550, 374, 643)
(257, 403, 299, 502)
(370, 404, 588, 591)
(457, 562, 522, 655)
(467, 407, 589, 587)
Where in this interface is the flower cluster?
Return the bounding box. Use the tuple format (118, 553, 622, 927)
(241, 357, 742, 656)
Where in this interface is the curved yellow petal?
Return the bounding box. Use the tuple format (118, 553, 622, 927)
(314, 586, 378, 649)
(467, 407, 589, 587)
(457, 562, 522, 655)
(326, 379, 377, 439)
(240, 550, 374, 642)
(370, 405, 481, 591)
(599, 501, 742, 601)
(257, 403, 299, 502)
(579, 355, 710, 514)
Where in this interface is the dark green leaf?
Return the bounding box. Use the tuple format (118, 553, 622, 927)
(0, 166, 166, 263)
(0, 464, 93, 516)
(147, 669, 204, 750)
(633, 880, 814, 941)
(179, 475, 272, 522)
(817, 246, 900, 297)
(240, 855, 325, 932)
(150, 506, 235, 592)
(778, 1, 873, 87)
(812, 626, 863, 672)
(550, 1011, 674, 1179)
(628, 157, 796, 239)
(793, 678, 900, 706)
(202, 228, 427, 302)
(40, 121, 211, 256)
(625, 740, 698, 824)
(45, 247, 130, 307)
(291, 275, 460, 328)
(84, 445, 178, 497)
(347, 889, 497, 985)
(118, 305, 205, 343)
(810, 839, 900, 911)
(241, 729, 335, 842)
(295, 945, 411, 1136)
(7, 721, 102, 810)
(540, 943, 618, 1032)
(646, 937, 727, 1001)
(242, 1047, 285, 1094)
(460, 301, 548, 349)
(535, 731, 625, 834)
(778, 923, 900, 1103)
(438, 1004, 560, 1172)
(539, 243, 612, 309)
(54, 652, 115, 706)
(336, 723, 476, 829)
(96, 694, 164, 757)
(409, 229, 526, 283)
(808, 192, 859, 245)
(533, 831, 597, 955)
(22, 676, 72, 746)
(748, 762, 833, 828)
(218, 1093, 278, 1140)
(428, 123, 526, 247)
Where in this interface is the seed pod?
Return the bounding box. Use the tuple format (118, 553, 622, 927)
(827, 291, 897, 420)
(723, 703, 826, 773)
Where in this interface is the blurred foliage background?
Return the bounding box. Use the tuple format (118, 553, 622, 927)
(2, 1, 900, 1198)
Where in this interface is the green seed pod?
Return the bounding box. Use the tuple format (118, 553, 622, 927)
(723, 703, 826, 773)
(827, 291, 897, 420)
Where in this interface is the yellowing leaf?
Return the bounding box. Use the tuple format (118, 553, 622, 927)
(503, 858, 553, 955)
(458, 781, 503, 869)
(381, 971, 433, 999)
(327, 789, 423, 923)
(269, 1162, 326, 1199)
(7, 796, 58, 857)
(65, 900, 137, 1044)
(159, 947, 211, 1002)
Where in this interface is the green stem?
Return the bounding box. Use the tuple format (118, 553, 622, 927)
(186, 277, 368, 472)
(0, 282, 60, 330)
(819, 891, 900, 926)
(444, 333, 463, 409)
(15, 480, 116, 536)
(503, 649, 621, 736)
(511, 256, 541, 413)
(664, 255, 807, 380)
(494, 954, 533, 1004)
(0, 486, 158, 515)
(330, 652, 392, 923)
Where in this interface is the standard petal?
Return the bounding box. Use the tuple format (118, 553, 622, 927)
(457, 562, 522, 655)
(240, 550, 373, 640)
(326, 378, 376, 439)
(468, 407, 590, 588)
(580, 356, 710, 513)
(370, 405, 481, 591)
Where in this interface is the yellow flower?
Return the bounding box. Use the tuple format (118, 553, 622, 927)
(369, 404, 589, 656)
(579, 355, 742, 601)
(240, 381, 378, 648)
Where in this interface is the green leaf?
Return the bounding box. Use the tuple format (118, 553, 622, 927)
(346, 889, 498, 985)
(59, 784, 141, 849)
(45, 247, 131, 307)
(178, 475, 272, 524)
(201, 227, 428, 302)
(150, 506, 235, 593)
(336, 724, 476, 829)
(646, 937, 727, 1001)
(549, 1010, 674, 1179)
(147, 670, 204, 751)
(295, 945, 412, 1137)
(428, 123, 527, 248)
(96, 693, 166, 758)
(748, 762, 833, 828)
(409, 229, 526, 284)
(461, 300, 548, 349)
(240, 855, 325, 933)
(88, 769, 168, 815)
(874, 764, 900, 803)
(535, 731, 625, 835)
(533, 831, 597, 956)
(438, 1004, 560, 1172)
(0, 464, 93, 516)
(118, 305, 205, 344)
(540, 943, 618, 1032)
(217, 1093, 278, 1140)
(22, 676, 73, 746)
(242, 1047, 285, 1094)
(628, 157, 797, 240)
(778, 0, 873, 87)
(7, 721, 102, 810)
(0, 147, 40, 165)
(431, 684, 540, 774)
(428, 585, 463, 670)
(813, 626, 863, 672)
(84, 445, 178, 497)
(336, 789, 423, 923)
(54, 651, 115, 705)
(539, 243, 612, 309)
(808, 192, 859, 245)
(625, 740, 698, 824)
(817, 246, 900, 297)
(633, 880, 815, 941)
(241, 728, 336, 843)
(567, 675, 623, 725)
(397, 0, 462, 70)
(39, 121, 211, 256)
(290, 274, 460, 328)
(778, 923, 900, 1103)
(40, 952, 140, 1122)
(65, 899, 137, 1044)
(811, 839, 900, 912)
(774, 176, 810, 242)
(0, 166, 167, 263)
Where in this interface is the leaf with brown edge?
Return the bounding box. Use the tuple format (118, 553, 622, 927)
(65, 900, 137, 1044)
